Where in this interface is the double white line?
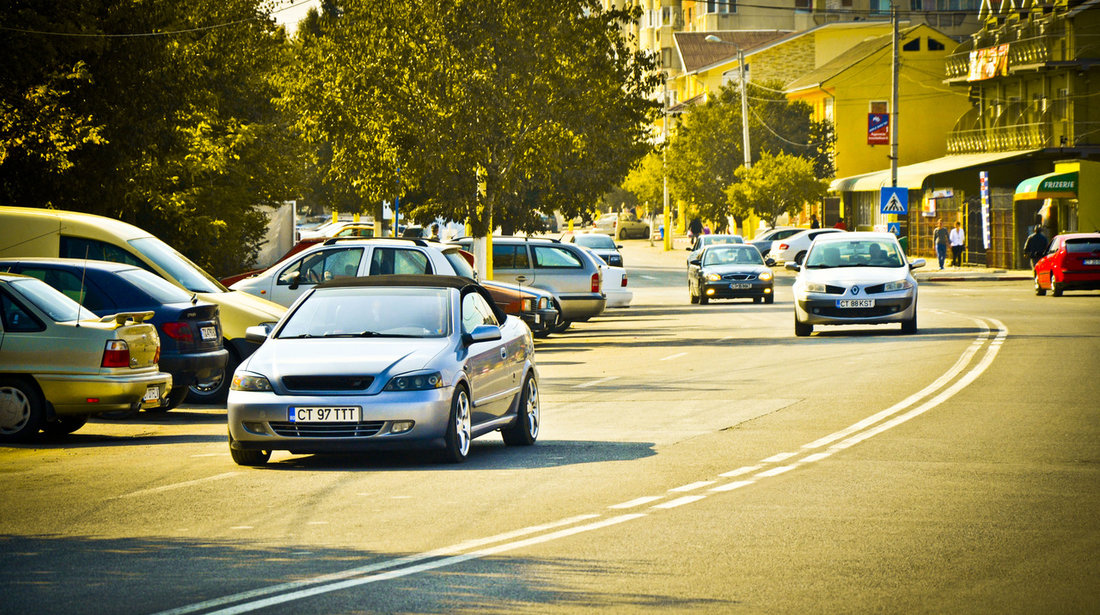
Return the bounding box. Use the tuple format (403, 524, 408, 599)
(159, 315, 1007, 615)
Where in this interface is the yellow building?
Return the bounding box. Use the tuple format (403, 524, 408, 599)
(785, 24, 971, 181)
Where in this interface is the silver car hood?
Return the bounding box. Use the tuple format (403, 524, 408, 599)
(244, 338, 452, 380)
(799, 266, 911, 285)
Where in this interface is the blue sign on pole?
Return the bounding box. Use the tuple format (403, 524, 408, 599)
(880, 187, 908, 215)
(887, 222, 901, 236)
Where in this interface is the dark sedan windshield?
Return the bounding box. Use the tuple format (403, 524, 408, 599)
(279, 287, 451, 339)
(702, 246, 763, 266)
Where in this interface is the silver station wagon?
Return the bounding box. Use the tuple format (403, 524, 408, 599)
(227, 275, 540, 465)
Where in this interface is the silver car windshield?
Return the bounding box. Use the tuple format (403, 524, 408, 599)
(575, 234, 617, 249)
(8, 278, 95, 322)
(278, 287, 451, 339)
(806, 240, 904, 269)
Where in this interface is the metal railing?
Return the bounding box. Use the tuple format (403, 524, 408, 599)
(946, 122, 1051, 154)
(944, 26, 1067, 80)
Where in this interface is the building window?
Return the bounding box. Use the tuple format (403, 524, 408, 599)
(928, 37, 945, 51)
(870, 100, 888, 115)
(824, 97, 834, 122)
(871, 0, 890, 14)
(706, 0, 735, 13)
(795, 0, 811, 9)
(903, 38, 920, 52)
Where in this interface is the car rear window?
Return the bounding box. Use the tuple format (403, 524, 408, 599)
(443, 249, 477, 279)
(493, 245, 530, 269)
(1065, 238, 1100, 253)
(7, 278, 92, 322)
(532, 245, 583, 269)
(575, 234, 616, 249)
(117, 268, 194, 304)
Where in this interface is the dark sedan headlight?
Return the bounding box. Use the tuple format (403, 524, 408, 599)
(232, 372, 273, 392)
(384, 371, 445, 391)
(758, 271, 774, 281)
(883, 280, 912, 292)
(705, 273, 723, 282)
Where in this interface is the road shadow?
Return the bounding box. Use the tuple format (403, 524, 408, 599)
(258, 438, 656, 472)
(0, 534, 737, 615)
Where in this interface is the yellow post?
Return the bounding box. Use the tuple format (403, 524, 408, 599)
(331, 210, 338, 223)
(663, 201, 672, 251)
(353, 212, 360, 222)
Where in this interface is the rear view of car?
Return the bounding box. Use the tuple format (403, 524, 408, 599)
(0, 273, 172, 441)
(1034, 233, 1100, 296)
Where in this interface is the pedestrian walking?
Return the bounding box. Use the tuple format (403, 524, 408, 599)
(688, 217, 703, 238)
(933, 219, 950, 270)
(810, 214, 820, 229)
(1024, 224, 1049, 270)
(949, 221, 965, 267)
(833, 217, 847, 230)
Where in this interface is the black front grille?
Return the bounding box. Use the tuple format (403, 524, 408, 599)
(721, 273, 757, 281)
(824, 284, 847, 294)
(282, 375, 374, 391)
(269, 421, 385, 438)
(815, 306, 901, 318)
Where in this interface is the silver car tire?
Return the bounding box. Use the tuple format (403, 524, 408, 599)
(442, 386, 472, 463)
(502, 375, 539, 446)
(228, 432, 271, 466)
(0, 377, 44, 443)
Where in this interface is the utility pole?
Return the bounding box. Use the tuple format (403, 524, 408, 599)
(705, 35, 751, 169)
(890, 2, 899, 188)
(662, 74, 672, 252)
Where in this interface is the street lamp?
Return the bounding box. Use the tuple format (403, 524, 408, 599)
(704, 35, 751, 169)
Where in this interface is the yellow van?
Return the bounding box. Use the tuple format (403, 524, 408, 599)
(0, 206, 286, 403)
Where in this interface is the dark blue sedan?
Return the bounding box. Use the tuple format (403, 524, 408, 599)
(0, 258, 227, 409)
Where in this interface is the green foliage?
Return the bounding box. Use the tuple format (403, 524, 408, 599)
(725, 152, 829, 229)
(0, 0, 307, 276)
(621, 150, 664, 213)
(283, 0, 660, 236)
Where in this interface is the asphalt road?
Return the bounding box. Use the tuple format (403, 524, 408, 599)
(1, 239, 1097, 614)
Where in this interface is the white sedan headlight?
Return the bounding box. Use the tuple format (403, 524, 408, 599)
(803, 282, 827, 293)
(232, 372, 273, 392)
(883, 279, 912, 292)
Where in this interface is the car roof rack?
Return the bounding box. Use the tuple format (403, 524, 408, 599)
(322, 236, 432, 247)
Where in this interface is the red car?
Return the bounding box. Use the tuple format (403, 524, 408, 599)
(1034, 232, 1100, 296)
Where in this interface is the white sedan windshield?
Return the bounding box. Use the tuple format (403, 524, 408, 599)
(806, 241, 903, 269)
(278, 287, 451, 339)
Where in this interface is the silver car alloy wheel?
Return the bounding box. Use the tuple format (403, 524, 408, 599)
(0, 385, 30, 435)
(455, 389, 472, 457)
(525, 378, 540, 440)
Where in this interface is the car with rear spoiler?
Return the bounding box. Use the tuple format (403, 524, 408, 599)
(0, 272, 172, 441)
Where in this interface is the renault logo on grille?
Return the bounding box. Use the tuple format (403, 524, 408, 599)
(850, 286, 860, 295)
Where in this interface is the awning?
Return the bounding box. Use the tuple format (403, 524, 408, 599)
(830, 150, 1039, 192)
(1014, 171, 1078, 201)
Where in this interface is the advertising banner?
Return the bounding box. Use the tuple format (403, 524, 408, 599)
(868, 113, 889, 145)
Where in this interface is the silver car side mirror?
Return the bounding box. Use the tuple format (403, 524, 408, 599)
(245, 324, 273, 343)
(464, 324, 502, 345)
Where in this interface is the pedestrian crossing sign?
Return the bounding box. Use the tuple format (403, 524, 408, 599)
(880, 187, 908, 215)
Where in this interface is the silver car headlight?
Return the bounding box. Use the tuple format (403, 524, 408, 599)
(758, 271, 773, 282)
(883, 279, 912, 292)
(384, 371, 445, 392)
(231, 372, 273, 392)
(803, 282, 827, 293)
(706, 273, 722, 282)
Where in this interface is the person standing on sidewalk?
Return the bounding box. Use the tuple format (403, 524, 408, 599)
(1024, 224, 1049, 270)
(949, 221, 965, 267)
(933, 220, 950, 270)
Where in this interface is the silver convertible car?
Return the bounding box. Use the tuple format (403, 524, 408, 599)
(227, 275, 540, 465)
(788, 232, 925, 336)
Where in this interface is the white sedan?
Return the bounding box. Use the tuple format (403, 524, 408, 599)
(788, 232, 925, 336)
(769, 228, 845, 265)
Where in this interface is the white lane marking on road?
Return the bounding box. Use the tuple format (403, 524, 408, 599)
(660, 352, 688, 361)
(230, 526, 253, 531)
(719, 465, 761, 477)
(196, 515, 648, 615)
(307, 522, 329, 525)
(718, 336, 735, 342)
(575, 376, 619, 388)
(190, 453, 229, 458)
(153, 514, 602, 615)
(761, 452, 797, 463)
(609, 496, 663, 509)
(670, 481, 716, 492)
(801, 319, 992, 451)
(117, 472, 240, 499)
(755, 465, 796, 478)
(652, 495, 706, 509)
(799, 452, 834, 464)
(709, 480, 755, 493)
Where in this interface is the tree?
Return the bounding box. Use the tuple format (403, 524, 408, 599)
(283, 0, 659, 240)
(725, 152, 828, 229)
(0, 0, 306, 276)
(620, 150, 664, 215)
(666, 82, 831, 230)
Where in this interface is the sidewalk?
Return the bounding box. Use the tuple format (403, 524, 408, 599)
(620, 236, 1032, 282)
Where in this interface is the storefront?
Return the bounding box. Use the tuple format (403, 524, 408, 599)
(1014, 160, 1100, 248)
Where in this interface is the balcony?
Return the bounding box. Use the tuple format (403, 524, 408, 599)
(944, 20, 1067, 81)
(947, 123, 1051, 154)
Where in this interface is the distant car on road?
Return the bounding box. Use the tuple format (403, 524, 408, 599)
(1033, 232, 1100, 296)
(687, 244, 773, 304)
(748, 227, 801, 259)
(0, 272, 172, 441)
(227, 275, 539, 465)
(562, 232, 623, 267)
(0, 259, 227, 410)
(769, 228, 845, 265)
(594, 213, 649, 240)
(789, 232, 924, 336)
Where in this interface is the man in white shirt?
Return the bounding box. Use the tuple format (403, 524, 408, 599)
(949, 221, 965, 267)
